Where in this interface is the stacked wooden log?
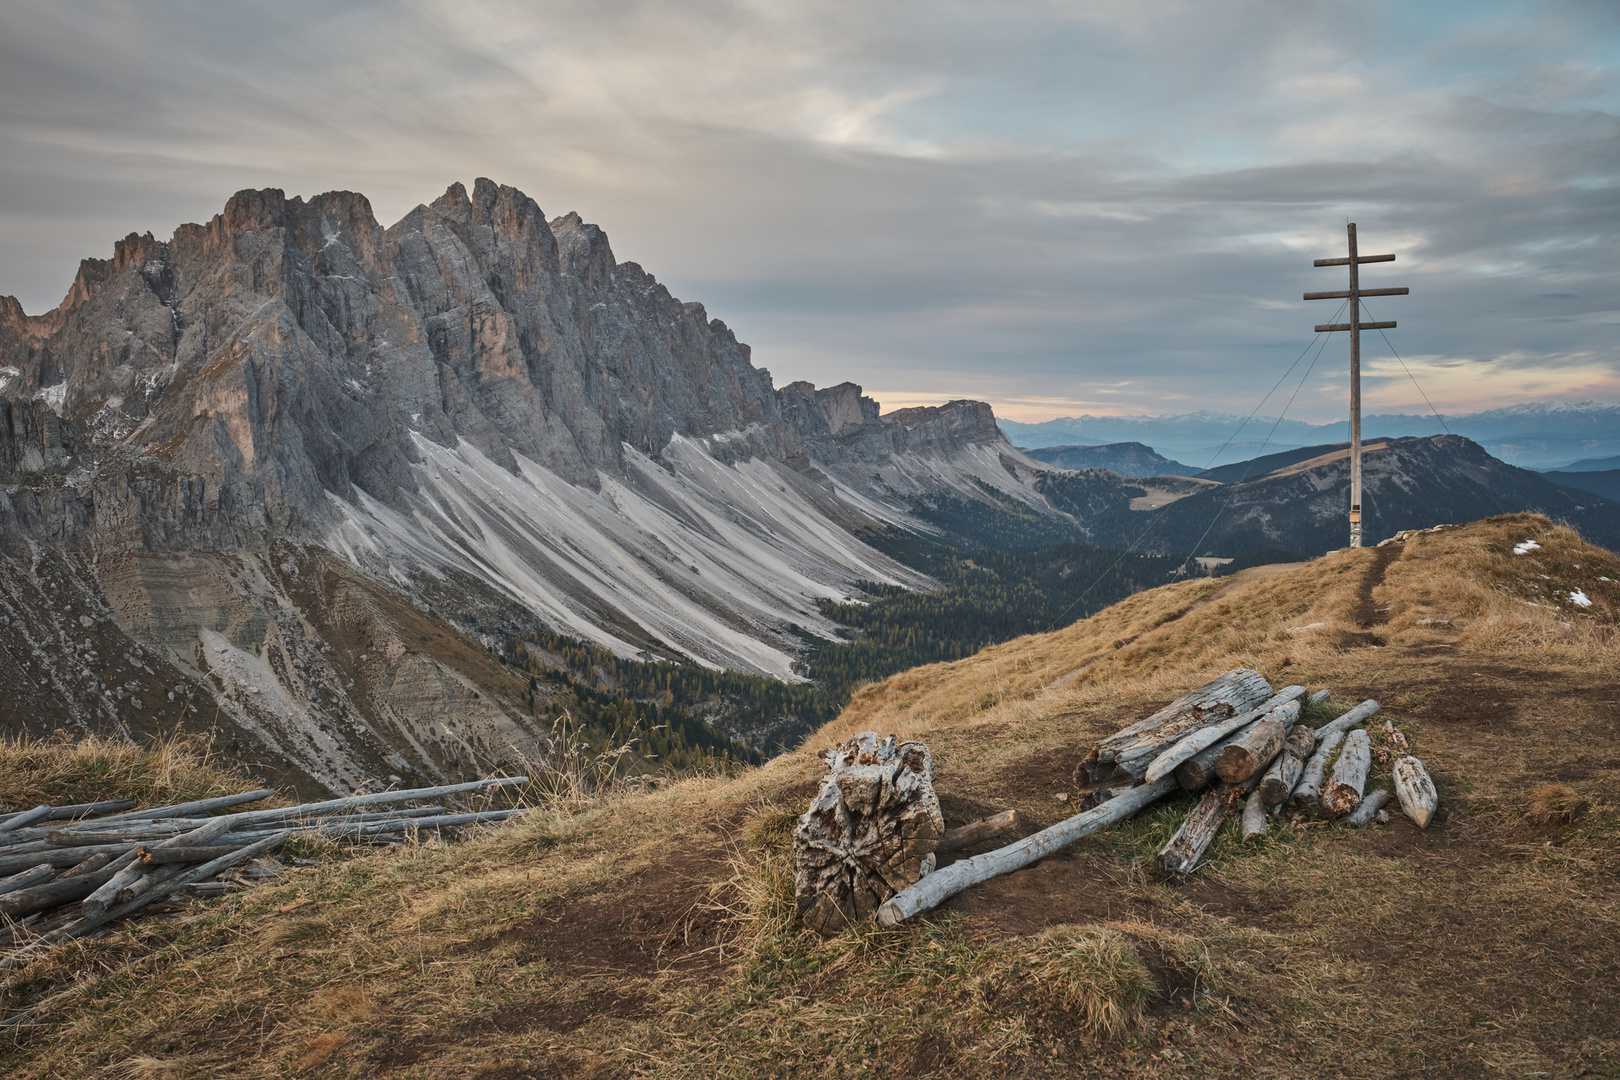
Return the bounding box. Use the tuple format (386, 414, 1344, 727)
(0, 777, 528, 972)
(874, 670, 1443, 926)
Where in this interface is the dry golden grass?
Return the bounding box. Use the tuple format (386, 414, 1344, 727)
(3, 514, 1618, 1079)
(0, 730, 274, 814)
(1526, 781, 1591, 825)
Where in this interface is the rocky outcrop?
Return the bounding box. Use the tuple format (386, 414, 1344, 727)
(0, 179, 1068, 789)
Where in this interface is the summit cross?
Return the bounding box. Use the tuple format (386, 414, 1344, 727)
(1306, 224, 1409, 548)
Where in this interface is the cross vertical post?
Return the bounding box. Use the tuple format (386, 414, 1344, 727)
(1306, 225, 1407, 548)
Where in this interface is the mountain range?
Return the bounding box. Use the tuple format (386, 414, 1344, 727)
(0, 180, 1054, 792)
(999, 402, 1620, 470)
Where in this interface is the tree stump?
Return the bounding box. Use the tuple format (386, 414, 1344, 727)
(793, 733, 944, 936)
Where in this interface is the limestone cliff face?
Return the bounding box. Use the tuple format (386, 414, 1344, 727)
(0, 179, 1058, 790)
(0, 180, 798, 530)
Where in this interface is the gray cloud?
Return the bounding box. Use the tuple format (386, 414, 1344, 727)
(1, 0, 1615, 420)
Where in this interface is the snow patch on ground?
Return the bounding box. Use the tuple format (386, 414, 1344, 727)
(1569, 589, 1593, 608)
(1512, 540, 1541, 554)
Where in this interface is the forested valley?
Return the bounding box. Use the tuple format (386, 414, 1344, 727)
(483, 510, 1181, 774)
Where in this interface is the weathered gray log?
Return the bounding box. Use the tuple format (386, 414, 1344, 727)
(0, 831, 291, 973)
(1393, 756, 1438, 828)
(794, 734, 943, 936)
(1142, 685, 1304, 783)
(1259, 726, 1316, 806)
(9, 821, 192, 848)
(0, 865, 55, 897)
(1294, 728, 1349, 806)
(877, 776, 1176, 926)
(42, 826, 195, 846)
(1075, 669, 1274, 786)
(1215, 719, 1286, 785)
(1158, 772, 1263, 877)
(1214, 701, 1299, 783)
(0, 806, 52, 834)
(0, 844, 139, 876)
(1344, 788, 1393, 826)
(90, 790, 275, 825)
(1309, 689, 1332, 705)
(225, 808, 529, 844)
(59, 851, 117, 879)
(1321, 729, 1373, 817)
(232, 778, 526, 827)
(0, 866, 120, 918)
(1241, 788, 1269, 841)
(1176, 696, 1301, 791)
(117, 863, 186, 904)
(135, 845, 237, 865)
(82, 860, 151, 919)
(0, 799, 135, 834)
(1317, 699, 1381, 739)
(937, 810, 1022, 854)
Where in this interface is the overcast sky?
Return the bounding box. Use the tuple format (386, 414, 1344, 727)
(2, 1, 1616, 421)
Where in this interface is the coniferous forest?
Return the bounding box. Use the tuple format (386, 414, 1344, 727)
(482, 509, 1182, 770)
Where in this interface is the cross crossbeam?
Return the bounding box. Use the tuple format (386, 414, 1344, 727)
(1306, 224, 1408, 549)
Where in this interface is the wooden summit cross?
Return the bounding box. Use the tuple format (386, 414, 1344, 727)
(1307, 224, 1408, 548)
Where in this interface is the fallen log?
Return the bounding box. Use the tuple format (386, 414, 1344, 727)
(1158, 773, 1262, 877)
(82, 860, 151, 919)
(1075, 669, 1274, 786)
(1317, 699, 1381, 739)
(90, 790, 275, 825)
(877, 777, 1176, 926)
(1321, 729, 1373, 817)
(937, 810, 1022, 854)
(232, 777, 526, 827)
(1309, 689, 1331, 705)
(137, 845, 245, 866)
(0, 866, 120, 918)
(1142, 685, 1304, 784)
(0, 800, 135, 832)
(0, 806, 52, 835)
(1393, 757, 1438, 828)
(794, 733, 943, 936)
(1292, 728, 1342, 806)
(1258, 726, 1316, 806)
(1241, 788, 1269, 841)
(58, 851, 116, 879)
(1345, 788, 1393, 826)
(1176, 695, 1302, 791)
(1214, 702, 1299, 783)
(0, 865, 55, 897)
(0, 831, 291, 973)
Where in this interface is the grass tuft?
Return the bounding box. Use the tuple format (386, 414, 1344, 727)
(1525, 782, 1590, 825)
(978, 925, 1157, 1038)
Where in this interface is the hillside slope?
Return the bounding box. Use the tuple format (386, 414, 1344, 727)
(5, 513, 1616, 1078)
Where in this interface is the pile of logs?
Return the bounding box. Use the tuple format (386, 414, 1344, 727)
(0, 777, 528, 973)
(868, 669, 1439, 927)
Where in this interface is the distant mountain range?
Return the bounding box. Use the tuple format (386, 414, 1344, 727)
(1020, 441, 1200, 477)
(999, 402, 1620, 470)
(1029, 434, 1620, 558)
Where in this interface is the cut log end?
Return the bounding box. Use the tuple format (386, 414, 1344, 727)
(793, 733, 943, 937)
(1394, 756, 1438, 828)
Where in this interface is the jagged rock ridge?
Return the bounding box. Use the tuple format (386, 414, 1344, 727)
(0, 179, 1054, 791)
